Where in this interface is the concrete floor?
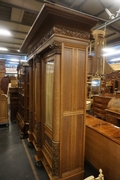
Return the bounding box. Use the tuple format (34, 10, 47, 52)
(0, 120, 98, 180)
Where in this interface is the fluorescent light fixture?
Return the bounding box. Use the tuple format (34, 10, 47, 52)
(102, 48, 115, 52)
(20, 60, 27, 62)
(109, 57, 120, 62)
(10, 59, 19, 62)
(0, 47, 8, 51)
(9, 62, 19, 64)
(103, 50, 120, 57)
(17, 49, 20, 52)
(0, 29, 11, 36)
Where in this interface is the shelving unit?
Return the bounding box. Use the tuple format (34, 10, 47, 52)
(17, 62, 29, 138)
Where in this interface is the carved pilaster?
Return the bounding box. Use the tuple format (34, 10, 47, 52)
(52, 141, 60, 177)
(34, 121, 42, 149)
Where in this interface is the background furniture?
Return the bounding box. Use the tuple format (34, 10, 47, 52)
(0, 60, 8, 126)
(17, 62, 29, 138)
(21, 3, 98, 180)
(85, 114, 120, 180)
(9, 87, 18, 122)
(93, 94, 114, 119)
(0, 90, 8, 125)
(105, 91, 120, 126)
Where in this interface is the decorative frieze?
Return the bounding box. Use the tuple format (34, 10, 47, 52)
(30, 26, 90, 55)
(54, 26, 90, 40)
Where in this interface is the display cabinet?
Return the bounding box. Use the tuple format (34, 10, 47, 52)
(21, 3, 98, 180)
(17, 63, 29, 138)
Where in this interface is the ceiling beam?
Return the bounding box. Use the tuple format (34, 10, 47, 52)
(70, 0, 79, 8)
(0, 19, 32, 26)
(77, 0, 88, 11)
(11, 30, 27, 35)
(0, 41, 21, 46)
(0, 1, 39, 14)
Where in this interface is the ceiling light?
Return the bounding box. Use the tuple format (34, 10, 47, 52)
(0, 29, 11, 36)
(103, 50, 120, 57)
(9, 62, 19, 64)
(0, 47, 8, 51)
(9, 59, 19, 62)
(109, 57, 120, 62)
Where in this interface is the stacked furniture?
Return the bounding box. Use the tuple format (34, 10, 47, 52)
(17, 62, 29, 138)
(20, 3, 97, 180)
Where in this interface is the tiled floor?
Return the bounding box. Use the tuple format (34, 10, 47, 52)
(0, 120, 98, 180)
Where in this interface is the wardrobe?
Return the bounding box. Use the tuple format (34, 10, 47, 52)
(21, 3, 98, 180)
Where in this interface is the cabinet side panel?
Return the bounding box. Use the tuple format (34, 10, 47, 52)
(61, 44, 86, 178)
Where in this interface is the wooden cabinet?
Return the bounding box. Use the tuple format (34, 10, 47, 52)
(17, 63, 29, 138)
(21, 3, 98, 180)
(0, 91, 8, 125)
(0, 60, 8, 125)
(93, 95, 113, 119)
(9, 87, 18, 122)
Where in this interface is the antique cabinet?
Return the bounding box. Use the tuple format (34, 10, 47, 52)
(21, 3, 97, 180)
(93, 94, 113, 119)
(17, 63, 29, 138)
(0, 60, 8, 125)
(0, 90, 8, 125)
(9, 87, 18, 122)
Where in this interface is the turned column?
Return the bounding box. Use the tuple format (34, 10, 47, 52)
(92, 30, 105, 75)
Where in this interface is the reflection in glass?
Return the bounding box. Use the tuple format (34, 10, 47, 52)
(91, 78, 101, 95)
(45, 61, 54, 128)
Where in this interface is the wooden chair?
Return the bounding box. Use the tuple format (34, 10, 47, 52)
(84, 169, 104, 180)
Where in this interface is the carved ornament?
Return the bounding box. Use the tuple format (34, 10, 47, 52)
(52, 141, 60, 177)
(54, 26, 90, 40)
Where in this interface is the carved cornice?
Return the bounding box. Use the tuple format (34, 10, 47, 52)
(30, 26, 90, 55)
(52, 141, 60, 177)
(54, 26, 90, 40)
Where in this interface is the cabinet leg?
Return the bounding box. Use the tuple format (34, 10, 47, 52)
(28, 142, 33, 148)
(35, 161, 43, 169)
